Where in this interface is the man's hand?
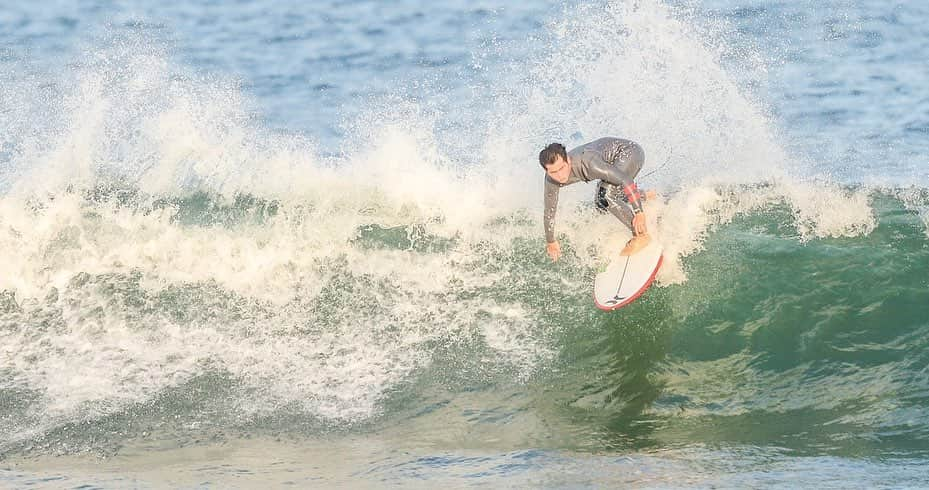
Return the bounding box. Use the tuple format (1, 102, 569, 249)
(632, 212, 648, 236)
(546, 241, 561, 262)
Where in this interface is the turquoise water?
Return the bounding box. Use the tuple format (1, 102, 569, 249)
(2, 0, 928, 487)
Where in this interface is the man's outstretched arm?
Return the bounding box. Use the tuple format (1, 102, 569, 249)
(543, 178, 561, 260)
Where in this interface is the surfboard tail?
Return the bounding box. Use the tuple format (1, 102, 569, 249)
(593, 243, 663, 311)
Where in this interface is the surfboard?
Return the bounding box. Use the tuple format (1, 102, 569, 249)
(593, 240, 663, 311)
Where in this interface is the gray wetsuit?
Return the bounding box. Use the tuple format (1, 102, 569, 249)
(543, 137, 645, 243)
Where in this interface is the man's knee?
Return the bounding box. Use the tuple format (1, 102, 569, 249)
(596, 183, 627, 212)
(595, 184, 610, 212)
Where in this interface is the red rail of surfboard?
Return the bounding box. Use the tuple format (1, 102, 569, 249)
(593, 254, 664, 311)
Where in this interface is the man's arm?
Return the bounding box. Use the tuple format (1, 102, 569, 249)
(543, 177, 560, 243)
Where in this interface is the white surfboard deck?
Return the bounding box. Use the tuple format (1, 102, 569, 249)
(593, 240, 663, 311)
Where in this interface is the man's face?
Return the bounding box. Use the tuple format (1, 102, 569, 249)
(545, 155, 571, 184)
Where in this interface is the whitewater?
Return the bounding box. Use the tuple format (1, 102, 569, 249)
(1, 0, 928, 487)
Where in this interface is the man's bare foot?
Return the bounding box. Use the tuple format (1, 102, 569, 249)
(620, 234, 651, 256)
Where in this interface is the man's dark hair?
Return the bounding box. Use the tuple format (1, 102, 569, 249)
(539, 143, 567, 169)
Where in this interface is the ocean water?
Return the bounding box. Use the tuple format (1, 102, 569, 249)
(1, 0, 928, 488)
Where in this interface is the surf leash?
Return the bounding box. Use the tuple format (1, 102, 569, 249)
(638, 146, 673, 182)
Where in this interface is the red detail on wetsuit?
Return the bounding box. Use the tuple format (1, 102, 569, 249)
(624, 183, 644, 213)
(623, 183, 641, 203)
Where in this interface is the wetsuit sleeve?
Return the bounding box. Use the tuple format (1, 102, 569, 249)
(584, 153, 645, 213)
(543, 178, 559, 243)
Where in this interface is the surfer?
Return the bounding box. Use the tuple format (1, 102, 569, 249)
(540, 137, 654, 262)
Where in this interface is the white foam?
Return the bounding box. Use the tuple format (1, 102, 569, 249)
(0, 1, 882, 433)
(896, 187, 929, 238)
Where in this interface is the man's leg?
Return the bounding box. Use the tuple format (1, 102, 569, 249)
(596, 182, 635, 232)
(613, 142, 651, 255)
(599, 179, 653, 255)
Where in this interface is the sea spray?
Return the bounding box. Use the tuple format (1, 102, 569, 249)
(0, 1, 910, 461)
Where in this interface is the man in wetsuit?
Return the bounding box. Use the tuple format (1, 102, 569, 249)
(540, 137, 653, 262)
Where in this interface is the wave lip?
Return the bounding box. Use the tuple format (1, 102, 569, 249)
(1, 0, 928, 465)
